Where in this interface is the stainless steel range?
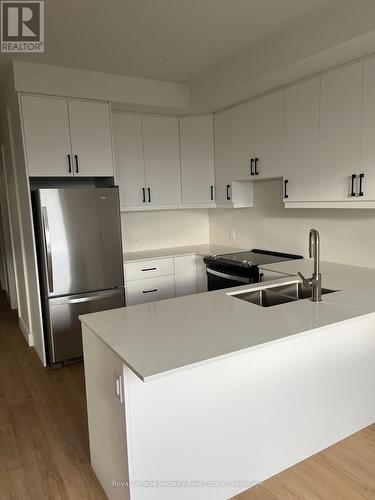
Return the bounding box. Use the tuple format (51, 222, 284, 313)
(203, 249, 303, 291)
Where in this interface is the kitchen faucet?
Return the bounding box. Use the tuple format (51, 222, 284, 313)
(298, 229, 322, 302)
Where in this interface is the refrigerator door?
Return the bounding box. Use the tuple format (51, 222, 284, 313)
(36, 188, 124, 297)
(46, 288, 125, 365)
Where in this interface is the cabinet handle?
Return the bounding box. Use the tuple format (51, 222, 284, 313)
(284, 179, 289, 199)
(142, 289, 158, 294)
(74, 154, 79, 174)
(250, 158, 254, 176)
(210, 185, 214, 201)
(142, 267, 157, 272)
(147, 187, 151, 203)
(350, 174, 356, 197)
(67, 154, 72, 174)
(142, 187, 146, 203)
(359, 173, 364, 197)
(226, 184, 231, 200)
(254, 158, 259, 175)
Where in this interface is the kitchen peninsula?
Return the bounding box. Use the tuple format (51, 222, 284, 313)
(80, 259, 375, 500)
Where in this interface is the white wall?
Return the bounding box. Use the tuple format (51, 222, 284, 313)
(209, 179, 375, 268)
(121, 209, 209, 252)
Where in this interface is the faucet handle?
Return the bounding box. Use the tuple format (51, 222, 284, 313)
(298, 272, 312, 286)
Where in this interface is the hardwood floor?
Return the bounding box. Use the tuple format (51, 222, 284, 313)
(1, 290, 374, 500)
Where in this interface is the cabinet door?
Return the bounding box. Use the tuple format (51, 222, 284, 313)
(214, 110, 232, 203)
(113, 113, 146, 209)
(180, 115, 215, 204)
(254, 91, 284, 179)
(21, 95, 72, 177)
(174, 255, 197, 297)
(284, 78, 320, 201)
(319, 63, 362, 201)
(68, 100, 114, 177)
(361, 58, 375, 200)
(142, 116, 181, 206)
(231, 101, 255, 180)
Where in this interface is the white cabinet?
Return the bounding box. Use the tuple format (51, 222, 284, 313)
(67, 100, 113, 177)
(360, 58, 375, 200)
(214, 110, 253, 207)
(143, 116, 181, 206)
(21, 95, 72, 177)
(124, 258, 174, 281)
(126, 275, 175, 306)
(113, 113, 146, 209)
(21, 94, 114, 177)
(318, 63, 362, 201)
(284, 78, 320, 202)
(254, 91, 284, 179)
(231, 101, 255, 180)
(180, 115, 215, 205)
(174, 255, 197, 297)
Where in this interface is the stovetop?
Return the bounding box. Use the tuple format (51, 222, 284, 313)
(205, 249, 302, 268)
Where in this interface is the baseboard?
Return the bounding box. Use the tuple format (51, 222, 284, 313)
(19, 317, 34, 346)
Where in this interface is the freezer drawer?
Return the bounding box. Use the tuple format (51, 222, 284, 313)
(46, 288, 125, 365)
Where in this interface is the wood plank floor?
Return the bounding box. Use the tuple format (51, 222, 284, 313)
(0, 290, 374, 500)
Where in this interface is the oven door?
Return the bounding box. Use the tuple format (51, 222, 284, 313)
(206, 267, 253, 291)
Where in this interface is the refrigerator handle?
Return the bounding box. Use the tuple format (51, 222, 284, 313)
(42, 207, 54, 293)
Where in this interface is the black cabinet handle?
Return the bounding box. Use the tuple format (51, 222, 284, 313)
(250, 158, 254, 176)
(254, 158, 259, 175)
(226, 184, 231, 200)
(67, 154, 72, 174)
(142, 289, 158, 294)
(141, 267, 157, 272)
(147, 187, 151, 203)
(359, 173, 364, 197)
(284, 179, 289, 199)
(210, 185, 214, 201)
(142, 187, 146, 203)
(350, 174, 356, 197)
(74, 154, 79, 174)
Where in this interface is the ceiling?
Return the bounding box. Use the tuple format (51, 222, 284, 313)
(0, 0, 345, 84)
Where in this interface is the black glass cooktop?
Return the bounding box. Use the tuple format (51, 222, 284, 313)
(206, 249, 303, 268)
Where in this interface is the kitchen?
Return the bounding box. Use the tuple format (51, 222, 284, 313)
(1, 1, 375, 499)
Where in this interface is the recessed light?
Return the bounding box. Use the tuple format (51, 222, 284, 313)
(153, 57, 166, 64)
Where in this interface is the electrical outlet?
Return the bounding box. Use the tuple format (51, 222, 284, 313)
(131, 234, 140, 245)
(229, 229, 236, 241)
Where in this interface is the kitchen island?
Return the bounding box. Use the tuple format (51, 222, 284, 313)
(80, 259, 375, 500)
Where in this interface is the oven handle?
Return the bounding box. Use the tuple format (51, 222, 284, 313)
(206, 267, 250, 283)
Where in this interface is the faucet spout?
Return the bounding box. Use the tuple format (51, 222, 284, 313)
(299, 229, 322, 302)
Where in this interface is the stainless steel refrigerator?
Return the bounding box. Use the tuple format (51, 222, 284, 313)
(34, 187, 125, 368)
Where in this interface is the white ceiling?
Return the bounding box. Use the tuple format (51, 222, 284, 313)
(0, 0, 344, 84)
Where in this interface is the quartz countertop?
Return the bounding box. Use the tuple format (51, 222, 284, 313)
(123, 244, 244, 262)
(80, 259, 375, 382)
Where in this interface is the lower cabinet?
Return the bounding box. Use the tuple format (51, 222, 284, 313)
(124, 254, 204, 306)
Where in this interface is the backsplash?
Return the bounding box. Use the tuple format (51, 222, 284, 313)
(209, 179, 375, 268)
(121, 209, 209, 252)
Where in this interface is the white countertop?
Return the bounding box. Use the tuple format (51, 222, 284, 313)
(123, 244, 244, 262)
(80, 259, 375, 382)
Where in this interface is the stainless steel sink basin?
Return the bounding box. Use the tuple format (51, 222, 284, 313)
(229, 281, 338, 307)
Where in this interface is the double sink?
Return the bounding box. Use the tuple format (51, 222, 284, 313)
(229, 281, 337, 307)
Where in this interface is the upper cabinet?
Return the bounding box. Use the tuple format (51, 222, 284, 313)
(113, 113, 146, 209)
(179, 115, 215, 205)
(318, 63, 362, 201)
(142, 115, 181, 206)
(230, 92, 284, 181)
(284, 78, 320, 202)
(21, 95, 72, 177)
(254, 91, 284, 179)
(214, 109, 253, 207)
(21, 95, 114, 177)
(231, 101, 255, 180)
(360, 58, 375, 201)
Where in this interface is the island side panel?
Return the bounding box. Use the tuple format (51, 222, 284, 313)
(82, 324, 131, 500)
(123, 314, 375, 500)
